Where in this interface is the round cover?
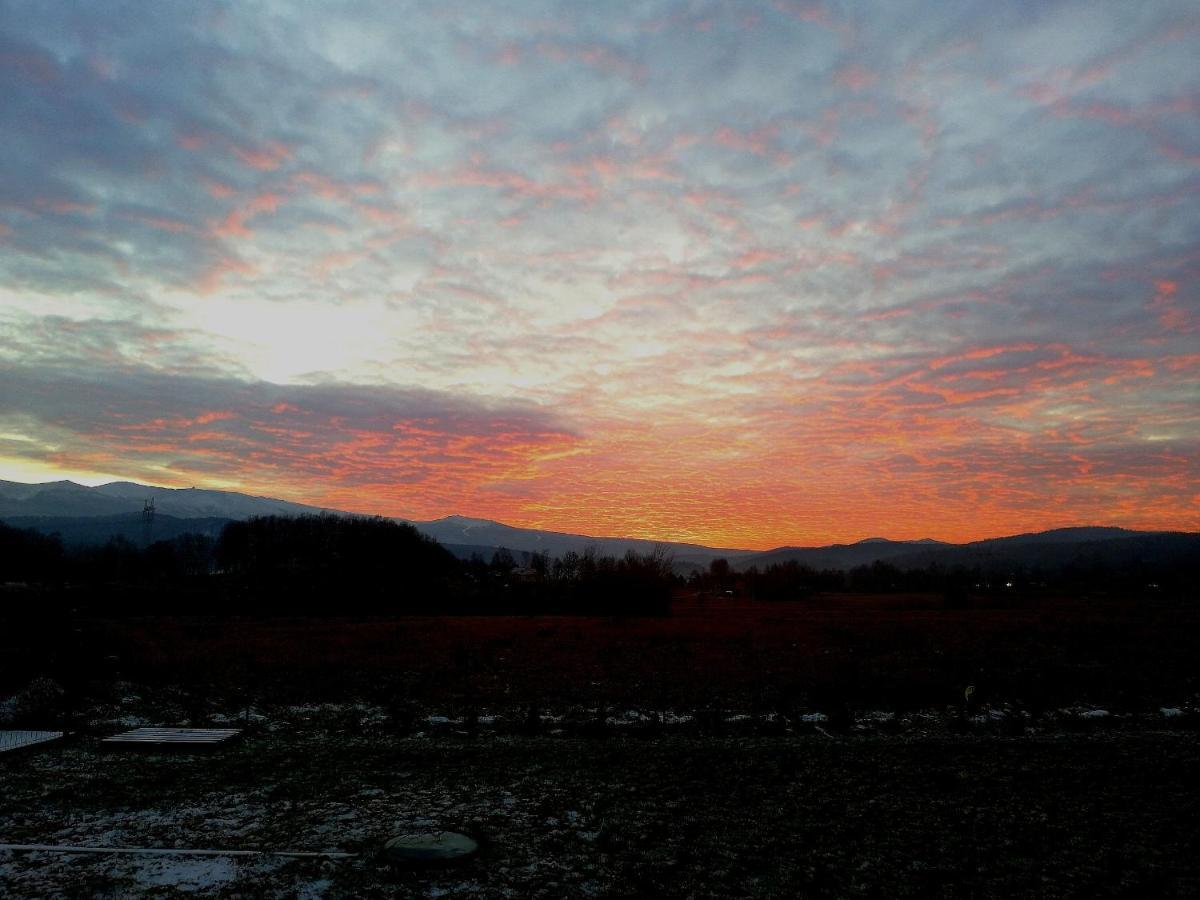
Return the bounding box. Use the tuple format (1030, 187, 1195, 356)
(383, 831, 478, 865)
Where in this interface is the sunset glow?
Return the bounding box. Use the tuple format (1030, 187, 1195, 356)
(1, 1, 1197, 548)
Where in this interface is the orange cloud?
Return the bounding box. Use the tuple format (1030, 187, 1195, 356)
(9, 350, 1198, 548)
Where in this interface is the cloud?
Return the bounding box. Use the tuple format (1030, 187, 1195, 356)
(0, 364, 579, 518)
(0, 0, 1197, 544)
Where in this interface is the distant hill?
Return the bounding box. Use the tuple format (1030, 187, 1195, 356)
(735, 528, 1199, 575)
(0, 479, 330, 520)
(1, 478, 1195, 575)
(880, 530, 1200, 574)
(0, 480, 750, 569)
(735, 538, 947, 572)
(1, 513, 232, 548)
(408, 515, 752, 571)
(950, 526, 1143, 546)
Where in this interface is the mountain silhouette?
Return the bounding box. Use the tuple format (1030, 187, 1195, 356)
(1, 478, 1194, 571)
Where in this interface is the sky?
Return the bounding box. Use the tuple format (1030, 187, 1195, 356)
(0, 0, 1197, 549)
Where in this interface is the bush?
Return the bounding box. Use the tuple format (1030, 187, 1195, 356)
(3, 676, 65, 727)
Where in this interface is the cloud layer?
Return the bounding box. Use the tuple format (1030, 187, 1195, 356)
(1, 0, 1197, 546)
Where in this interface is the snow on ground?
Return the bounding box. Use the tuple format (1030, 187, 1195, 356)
(133, 855, 240, 891)
(2, 695, 1197, 897)
(295, 877, 334, 898)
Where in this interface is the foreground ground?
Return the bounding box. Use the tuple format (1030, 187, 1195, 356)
(2, 592, 1197, 896)
(2, 721, 1198, 898)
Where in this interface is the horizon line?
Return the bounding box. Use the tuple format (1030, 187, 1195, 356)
(0, 474, 1188, 553)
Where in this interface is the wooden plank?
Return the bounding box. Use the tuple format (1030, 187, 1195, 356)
(103, 730, 240, 738)
(0, 730, 64, 755)
(100, 727, 242, 752)
(0, 843, 356, 859)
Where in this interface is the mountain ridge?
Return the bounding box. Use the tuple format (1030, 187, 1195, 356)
(0, 478, 1192, 573)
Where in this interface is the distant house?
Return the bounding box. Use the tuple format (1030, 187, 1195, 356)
(510, 566, 540, 583)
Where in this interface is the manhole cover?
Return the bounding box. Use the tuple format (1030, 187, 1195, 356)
(383, 831, 478, 866)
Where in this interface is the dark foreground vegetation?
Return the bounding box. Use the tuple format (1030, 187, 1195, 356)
(2, 516, 1197, 897)
(2, 510, 1197, 722)
(0, 516, 675, 616)
(3, 514, 1194, 622)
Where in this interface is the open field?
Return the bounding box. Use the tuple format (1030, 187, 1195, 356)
(2, 592, 1198, 896)
(4, 592, 1197, 716)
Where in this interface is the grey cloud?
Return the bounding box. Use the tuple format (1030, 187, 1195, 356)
(0, 362, 578, 486)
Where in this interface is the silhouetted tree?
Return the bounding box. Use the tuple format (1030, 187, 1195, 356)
(0, 522, 63, 583)
(490, 547, 516, 572)
(216, 514, 458, 613)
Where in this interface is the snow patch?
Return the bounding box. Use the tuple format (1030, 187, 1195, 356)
(296, 877, 334, 899)
(605, 709, 653, 726)
(133, 856, 238, 891)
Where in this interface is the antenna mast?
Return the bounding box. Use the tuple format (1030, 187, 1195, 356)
(142, 498, 156, 546)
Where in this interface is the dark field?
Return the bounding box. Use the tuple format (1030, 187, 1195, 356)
(7, 592, 1197, 714)
(2, 592, 1198, 897)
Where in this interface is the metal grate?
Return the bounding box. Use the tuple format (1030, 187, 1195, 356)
(0, 730, 64, 754)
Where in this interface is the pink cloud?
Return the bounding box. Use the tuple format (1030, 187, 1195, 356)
(712, 124, 787, 163)
(731, 248, 783, 269)
(203, 180, 236, 199)
(835, 63, 878, 91)
(771, 1, 855, 42)
(0, 48, 59, 83)
(194, 255, 256, 294)
(34, 197, 95, 215)
(1150, 278, 1194, 332)
(209, 192, 284, 239)
(129, 213, 194, 234)
(232, 141, 293, 171)
(531, 40, 646, 82)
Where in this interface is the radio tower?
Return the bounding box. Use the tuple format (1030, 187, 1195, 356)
(142, 498, 156, 546)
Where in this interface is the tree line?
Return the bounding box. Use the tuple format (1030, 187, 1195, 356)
(2, 516, 1193, 616)
(691, 554, 1195, 603)
(0, 516, 675, 616)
